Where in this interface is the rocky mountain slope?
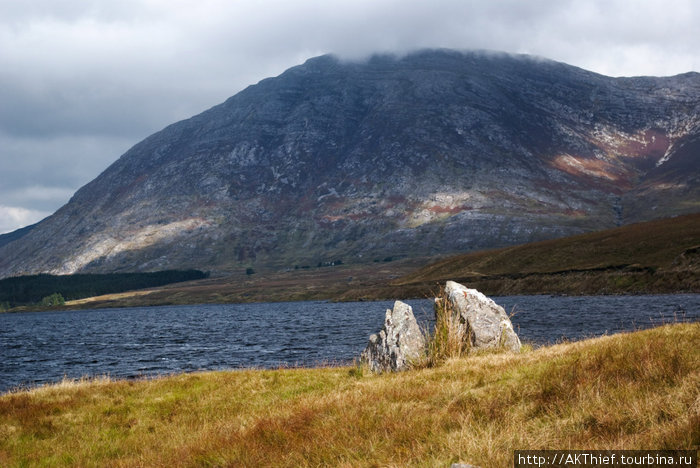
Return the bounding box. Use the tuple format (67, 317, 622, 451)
(1, 49, 698, 277)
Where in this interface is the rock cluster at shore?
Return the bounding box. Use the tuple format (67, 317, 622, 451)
(360, 281, 521, 372)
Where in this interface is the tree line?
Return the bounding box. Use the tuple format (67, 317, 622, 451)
(0, 270, 209, 307)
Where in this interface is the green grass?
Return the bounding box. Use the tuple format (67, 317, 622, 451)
(1, 323, 698, 467)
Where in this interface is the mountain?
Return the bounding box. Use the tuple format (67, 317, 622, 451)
(1, 49, 699, 277)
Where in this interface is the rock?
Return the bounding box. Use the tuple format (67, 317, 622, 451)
(360, 300, 426, 372)
(451, 463, 480, 468)
(444, 281, 521, 352)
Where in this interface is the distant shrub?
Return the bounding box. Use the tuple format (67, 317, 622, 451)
(40, 293, 65, 307)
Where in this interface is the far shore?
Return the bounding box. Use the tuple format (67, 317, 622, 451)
(3, 213, 698, 313)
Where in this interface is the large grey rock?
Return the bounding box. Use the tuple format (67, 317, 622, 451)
(444, 281, 521, 352)
(360, 300, 426, 372)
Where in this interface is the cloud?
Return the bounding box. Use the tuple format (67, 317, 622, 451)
(0, 0, 698, 231)
(3, 185, 76, 210)
(0, 205, 50, 234)
(0, 132, 134, 215)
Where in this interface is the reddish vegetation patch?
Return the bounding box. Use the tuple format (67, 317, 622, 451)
(562, 208, 587, 217)
(587, 128, 671, 168)
(296, 193, 320, 212)
(338, 213, 368, 222)
(386, 195, 407, 205)
(615, 129, 670, 162)
(325, 199, 348, 210)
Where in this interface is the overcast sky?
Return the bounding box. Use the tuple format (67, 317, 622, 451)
(1, 0, 698, 233)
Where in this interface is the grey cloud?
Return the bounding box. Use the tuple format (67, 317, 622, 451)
(0, 0, 151, 26)
(0, 132, 133, 212)
(0, 74, 220, 140)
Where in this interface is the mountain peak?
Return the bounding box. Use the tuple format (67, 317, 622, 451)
(1, 49, 698, 277)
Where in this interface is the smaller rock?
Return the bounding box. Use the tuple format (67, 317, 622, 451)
(360, 300, 425, 372)
(450, 463, 480, 468)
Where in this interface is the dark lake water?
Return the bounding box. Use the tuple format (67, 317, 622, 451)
(1, 294, 698, 393)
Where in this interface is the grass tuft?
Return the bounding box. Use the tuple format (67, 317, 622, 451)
(419, 286, 517, 369)
(422, 286, 470, 368)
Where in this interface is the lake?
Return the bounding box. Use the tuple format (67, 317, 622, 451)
(1, 294, 698, 393)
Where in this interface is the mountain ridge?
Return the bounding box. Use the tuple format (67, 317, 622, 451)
(1, 49, 698, 278)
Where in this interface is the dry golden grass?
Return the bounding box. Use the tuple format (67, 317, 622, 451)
(1, 323, 698, 467)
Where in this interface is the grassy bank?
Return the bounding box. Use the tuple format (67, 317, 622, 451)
(391, 213, 700, 298)
(1, 323, 698, 467)
(55, 215, 700, 309)
(53, 258, 427, 310)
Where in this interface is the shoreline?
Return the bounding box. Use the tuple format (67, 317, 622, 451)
(1, 317, 693, 395)
(4, 275, 699, 314)
(3, 296, 698, 394)
(4, 288, 699, 314)
(3, 214, 697, 312)
(2, 322, 697, 466)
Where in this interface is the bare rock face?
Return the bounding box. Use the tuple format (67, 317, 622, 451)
(444, 281, 521, 352)
(361, 300, 426, 372)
